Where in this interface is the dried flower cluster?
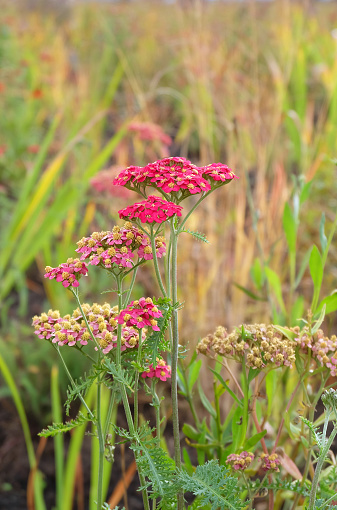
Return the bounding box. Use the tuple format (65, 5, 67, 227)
(113, 157, 237, 202)
(44, 258, 88, 288)
(197, 324, 296, 369)
(141, 358, 172, 382)
(32, 302, 145, 354)
(226, 451, 255, 471)
(260, 453, 281, 472)
(119, 195, 182, 224)
(293, 326, 337, 376)
(75, 223, 166, 270)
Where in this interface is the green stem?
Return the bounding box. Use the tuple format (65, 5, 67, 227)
(96, 378, 105, 510)
(71, 288, 101, 353)
(123, 266, 138, 307)
(177, 190, 213, 233)
(133, 329, 143, 430)
(55, 345, 94, 418)
(150, 225, 167, 297)
(151, 379, 161, 446)
(170, 221, 184, 509)
(214, 381, 222, 459)
(308, 415, 337, 510)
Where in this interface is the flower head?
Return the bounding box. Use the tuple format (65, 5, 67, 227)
(141, 358, 171, 381)
(259, 453, 281, 472)
(76, 223, 166, 270)
(119, 195, 183, 224)
(44, 258, 88, 288)
(226, 451, 255, 471)
(197, 324, 296, 370)
(293, 326, 337, 376)
(118, 297, 162, 331)
(113, 157, 237, 202)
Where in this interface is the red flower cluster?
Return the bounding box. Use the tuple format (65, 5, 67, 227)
(76, 223, 166, 270)
(44, 258, 88, 288)
(113, 157, 237, 202)
(119, 195, 183, 224)
(118, 297, 162, 331)
(32, 302, 145, 354)
(141, 358, 171, 381)
(226, 451, 255, 471)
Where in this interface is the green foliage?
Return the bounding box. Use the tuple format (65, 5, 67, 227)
(65, 367, 102, 415)
(39, 411, 93, 437)
(104, 358, 134, 393)
(177, 460, 247, 510)
(145, 297, 172, 366)
(249, 478, 311, 498)
(183, 229, 210, 244)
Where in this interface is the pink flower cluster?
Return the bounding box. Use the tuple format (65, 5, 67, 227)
(113, 157, 237, 202)
(294, 327, 337, 376)
(260, 453, 281, 472)
(91, 166, 132, 199)
(226, 451, 255, 471)
(44, 258, 88, 288)
(118, 297, 162, 331)
(128, 121, 172, 147)
(141, 358, 171, 382)
(118, 195, 183, 224)
(76, 223, 166, 270)
(32, 302, 145, 354)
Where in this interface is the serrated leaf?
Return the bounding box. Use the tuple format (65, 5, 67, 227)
(39, 412, 92, 437)
(183, 228, 209, 243)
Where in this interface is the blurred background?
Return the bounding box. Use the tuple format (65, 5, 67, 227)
(1, 0, 337, 508)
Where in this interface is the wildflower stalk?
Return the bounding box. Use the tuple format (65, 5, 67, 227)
(116, 276, 150, 510)
(170, 220, 184, 509)
(96, 377, 105, 510)
(150, 225, 167, 297)
(133, 329, 143, 430)
(123, 266, 138, 307)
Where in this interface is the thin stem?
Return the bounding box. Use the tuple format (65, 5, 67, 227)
(150, 225, 167, 297)
(133, 329, 143, 430)
(71, 288, 101, 353)
(170, 221, 184, 510)
(123, 266, 138, 307)
(55, 345, 94, 418)
(177, 190, 213, 232)
(152, 380, 161, 447)
(96, 377, 105, 510)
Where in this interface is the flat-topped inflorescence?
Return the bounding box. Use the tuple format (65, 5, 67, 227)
(44, 258, 88, 288)
(118, 195, 183, 224)
(76, 222, 166, 270)
(112, 157, 238, 202)
(292, 326, 337, 376)
(32, 302, 146, 354)
(197, 324, 296, 369)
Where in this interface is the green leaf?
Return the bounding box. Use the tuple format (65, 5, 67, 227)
(183, 229, 209, 243)
(233, 282, 266, 301)
(300, 180, 312, 204)
(250, 257, 265, 290)
(209, 368, 243, 407)
(312, 304, 326, 334)
(290, 296, 304, 327)
(182, 423, 200, 441)
(198, 381, 216, 418)
(320, 213, 328, 254)
(294, 246, 312, 289)
(265, 267, 286, 314)
(231, 405, 244, 452)
(274, 325, 297, 342)
(243, 429, 267, 450)
(283, 202, 297, 255)
(316, 292, 337, 316)
(39, 412, 93, 437)
(310, 245, 323, 311)
(188, 360, 202, 393)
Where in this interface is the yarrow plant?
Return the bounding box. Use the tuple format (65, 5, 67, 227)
(34, 156, 240, 510)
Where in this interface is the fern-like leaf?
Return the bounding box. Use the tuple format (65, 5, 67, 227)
(104, 358, 134, 392)
(183, 228, 209, 243)
(177, 460, 246, 510)
(300, 416, 325, 452)
(145, 297, 172, 366)
(65, 367, 103, 415)
(39, 412, 93, 437)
